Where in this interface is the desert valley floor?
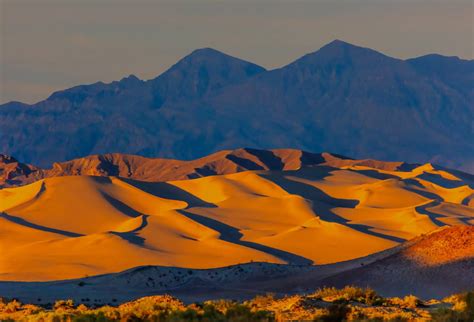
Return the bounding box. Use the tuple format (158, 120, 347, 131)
(0, 149, 473, 303)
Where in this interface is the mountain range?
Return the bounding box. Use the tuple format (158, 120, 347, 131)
(1, 40, 473, 171)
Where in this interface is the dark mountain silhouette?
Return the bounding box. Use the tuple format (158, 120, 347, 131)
(1, 40, 472, 171)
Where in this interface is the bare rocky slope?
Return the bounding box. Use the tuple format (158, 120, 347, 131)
(320, 226, 474, 298)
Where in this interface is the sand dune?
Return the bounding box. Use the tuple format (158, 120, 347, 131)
(0, 227, 471, 304)
(0, 155, 472, 282)
(0, 148, 417, 188)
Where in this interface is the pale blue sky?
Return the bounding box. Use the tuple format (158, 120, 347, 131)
(1, 0, 473, 104)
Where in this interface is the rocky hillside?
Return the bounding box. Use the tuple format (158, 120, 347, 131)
(321, 226, 474, 298)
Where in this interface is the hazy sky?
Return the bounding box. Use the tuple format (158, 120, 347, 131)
(1, 0, 473, 104)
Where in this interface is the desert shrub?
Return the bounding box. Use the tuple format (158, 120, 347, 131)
(312, 287, 339, 299)
(201, 304, 226, 322)
(203, 299, 237, 314)
(119, 311, 142, 321)
(77, 304, 89, 311)
(431, 307, 464, 322)
(116, 295, 185, 320)
(2, 289, 472, 322)
(451, 291, 474, 316)
(400, 295, 421, 309)
(349, 305, 419, 321)
(71, 311, 109, 322)
(250, 293, 275, 308)
(95, 306, 120, 320)
(433, 291, 474, 321)
(54, 299, 75, 311)
(311, 286, 383, 305)
(165, 308, 200, 322)
(465, 291, 474, 318)
(33, 312, 75, 322)
(225, 304, 274, 322)
(387, 295, 421, 309)
(4, 299, 22, 313)
(318, 303, 350, 322)
(345, 307, 367, 321)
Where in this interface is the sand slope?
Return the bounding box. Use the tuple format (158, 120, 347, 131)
(320, 226, 474, 298)
(0, 227, 471, 304)
(0, 157, 472, 281)
(0, 148, 417, 188)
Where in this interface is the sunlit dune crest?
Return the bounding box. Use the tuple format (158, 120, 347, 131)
(0, 150, 472, 282)
(0, 148, 422, 188)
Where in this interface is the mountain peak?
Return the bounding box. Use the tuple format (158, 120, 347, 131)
(189, 47, 226, 57)
(149, 47, 265, 102)
(177, 47, 265, 72)
(117, 74, 142, 87)
(317, 39, 382, 56)
(289, 39, 395, 68)
(156, 47, 265, 79)
(119, 74, 141, 82)
(323, 39, 353, 48)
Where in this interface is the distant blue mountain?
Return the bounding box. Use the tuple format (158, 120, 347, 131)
(1, 40, 473, 171)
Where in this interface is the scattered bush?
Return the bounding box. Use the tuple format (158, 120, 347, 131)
(1, 289, 473, 322)
(387, 295, 422, 309)
(4, 299, 22, 313)
(311, 286, 385, 305)
(432, 291, 474, 321)
(319, 303, 351, 322)
(54, 299, 75, 311)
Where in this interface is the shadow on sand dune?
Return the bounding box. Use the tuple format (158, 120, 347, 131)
(414, 201, 448, 227)
(415, 201, 473, 225)
(178, 209, 313, 265)
(242, 148, 285, 170)
(279, 166, 337, 182)
(121, 179, 216, 208)
(416, 172, 469, 189)
(110, 215, 149, 247)
(403, 178, 448, 202)
(0, 212, 83, 237)
(261, 173, 406, 243)
(225, 154, 265, 170)
(347, 169, 399, 180)
(100, 191, 143, 218)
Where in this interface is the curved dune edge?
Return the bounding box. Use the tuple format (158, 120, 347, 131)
(0, 155, 472, 282)
(0, 226, 471, 304)
(0, 148, 430, 188)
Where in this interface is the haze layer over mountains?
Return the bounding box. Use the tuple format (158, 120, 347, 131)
(1, 40, 473, 171)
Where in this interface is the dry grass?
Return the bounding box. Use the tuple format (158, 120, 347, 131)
(0, 287, 472, 321)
